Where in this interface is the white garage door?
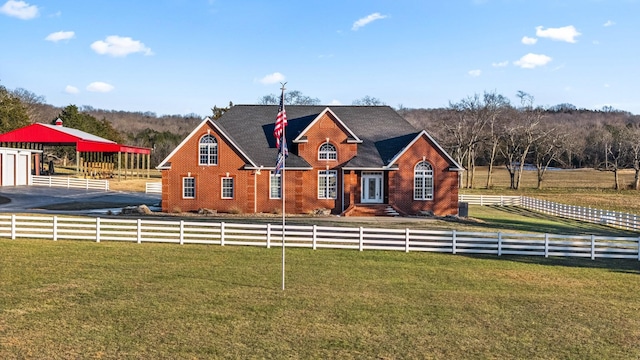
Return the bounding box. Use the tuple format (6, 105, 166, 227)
(16, 154, 28, 185)
(2, 154, 15, 186)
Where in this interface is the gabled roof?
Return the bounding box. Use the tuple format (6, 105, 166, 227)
(156, 117, 257, 170)
(293, 107, 362, 144)
(0, 123, 150, 154)
(386, 130, 464, 171)
(158, 105, 458, 170)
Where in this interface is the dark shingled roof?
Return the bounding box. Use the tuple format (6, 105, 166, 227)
(215, 105, 422, 169)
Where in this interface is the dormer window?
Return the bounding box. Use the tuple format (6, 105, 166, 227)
(199, 135, 218, 165)
(318, 142, 337, 161)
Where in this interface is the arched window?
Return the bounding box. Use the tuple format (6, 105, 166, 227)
(414, 161, 433, 200)
(199, 135, 218, 165)
(318, 142, 337, 161)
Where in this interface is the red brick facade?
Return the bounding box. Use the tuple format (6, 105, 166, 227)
(160, 110, 460, 216)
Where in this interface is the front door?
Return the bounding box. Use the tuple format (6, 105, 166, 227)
(361, 172, 383, 203)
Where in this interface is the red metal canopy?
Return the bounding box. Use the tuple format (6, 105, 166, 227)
(0, 122, 150, 154)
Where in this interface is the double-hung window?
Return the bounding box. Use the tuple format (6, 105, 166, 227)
(221, 177, 234, 199)
(318, 170, 337, 199)
(270, 171, 281, 199)
(183, 177, 195, 199)
(414, 161, 433, 200)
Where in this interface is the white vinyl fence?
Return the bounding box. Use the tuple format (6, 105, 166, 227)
(32, 176, 109, 190)
(458, 194, 522, 206)
(459, 194, 640, 232)
(520, 197, 640, 231)
(1, 214, 638, 261)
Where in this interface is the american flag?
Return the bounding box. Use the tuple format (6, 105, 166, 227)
(273, 90, 287, 149)
(274, 135, 288, 175)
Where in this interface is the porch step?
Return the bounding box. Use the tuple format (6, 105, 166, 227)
(343, 204, 401, 217)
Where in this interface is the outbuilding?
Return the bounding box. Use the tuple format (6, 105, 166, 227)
(0, 119, 151, 179)
(0, 147, 40, 186)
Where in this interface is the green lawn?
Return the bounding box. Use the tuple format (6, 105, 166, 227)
(2, 239, 639, 359)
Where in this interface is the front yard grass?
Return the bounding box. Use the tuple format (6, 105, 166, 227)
(1, 239, 639, 359)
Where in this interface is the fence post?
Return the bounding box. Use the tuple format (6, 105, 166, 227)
(591, 235, 596, 260)
(11, 214, 16, 240)
(220, 222, 225, 246)
(266, 223, 271, 248)
(96, 217, 101, 243)
(452, 230, 457, 255)
(312, 224, 317, 250)
(405, 228, 410, 253)
(359, 226, 364, 251)
(498, 232, 502, 256)
(137, 219, 142, 244)
(544, 234, 549, 258)
(179, 220, 184, 245)
(53, 215, 57, 241)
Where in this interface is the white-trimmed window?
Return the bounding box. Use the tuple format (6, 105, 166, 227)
(221, 177, 234, 199)
(318, 170, 337, 199)
(414, 161, 433, 200)
(199, 134, 218, 165)
(270, 171, 281, 199)
(318, 143, 337, 161)
(183, 177, 195, 199)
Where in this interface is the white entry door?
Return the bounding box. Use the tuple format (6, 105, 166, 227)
(361, 172, 383, 203)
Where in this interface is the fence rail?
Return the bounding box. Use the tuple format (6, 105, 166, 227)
(1, 214, 638, 261)
(32, 176, 109, 191)
(145, 182, 162, 194)
(458, 194, 522, 206)
(459, 194, 640, 232)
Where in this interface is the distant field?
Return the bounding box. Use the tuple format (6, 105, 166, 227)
(1, 240, 638, 359)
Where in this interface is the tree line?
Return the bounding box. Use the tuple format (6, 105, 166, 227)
(401, 91, 640, 190)
(2, 83, 640, 189)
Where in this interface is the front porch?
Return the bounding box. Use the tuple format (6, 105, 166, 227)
(341, 203, 402, 217)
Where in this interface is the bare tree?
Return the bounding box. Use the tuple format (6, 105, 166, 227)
(10, 87, 47, 122)
(352, 95, 385, 106)
(626, 124, 640, 190)
(480, 91, 511, 188)
(258, 90, 320, 105)
(531, 123, 567, 189)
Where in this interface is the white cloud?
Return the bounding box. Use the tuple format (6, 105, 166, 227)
(329, 99, 342, 105)
(468, 69, 482, 77)
(514, 53, 552, 69)
(535, 25, 581, 43)
(259, 72, 285, 85)
(492, 60, 509, 67)
(45, 31, 75, 42)
(0, 0, 38, 19)
(603, 20, 615, 27)
(86, 82, 114, 93)
(352, 12, 387, 31)
(90, 35, 153, 57)
(65, 85, 79, 94)
(521, 36, 538, 45)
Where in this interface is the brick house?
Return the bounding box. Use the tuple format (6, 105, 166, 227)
(157, 105, 463, 216)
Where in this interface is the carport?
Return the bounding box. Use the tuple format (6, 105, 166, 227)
(0, 120, 151, 180)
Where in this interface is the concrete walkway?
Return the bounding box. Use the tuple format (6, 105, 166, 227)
(0, 186, 161, 214)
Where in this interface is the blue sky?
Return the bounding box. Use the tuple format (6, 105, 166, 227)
(1, 0, 639, 117)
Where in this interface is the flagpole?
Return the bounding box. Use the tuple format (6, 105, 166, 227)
(281, 117, 286, 291)
(280, 83, 287, 291)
